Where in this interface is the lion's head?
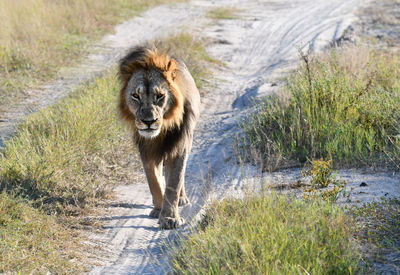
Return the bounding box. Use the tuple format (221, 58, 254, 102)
(119, 46, 184, 139)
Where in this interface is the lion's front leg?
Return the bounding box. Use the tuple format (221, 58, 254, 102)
(159, 153, 188, 229)
(142, 160, 164, 218)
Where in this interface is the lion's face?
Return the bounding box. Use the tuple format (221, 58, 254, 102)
(125, 68, 173, 139)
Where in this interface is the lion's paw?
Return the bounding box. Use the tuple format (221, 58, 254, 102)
(178, 196, 190, 206)
(149, 208, 161, 218)
(159, 216, 185, 229)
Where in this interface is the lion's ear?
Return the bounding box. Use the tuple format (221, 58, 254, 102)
(167, 59, 178, 81)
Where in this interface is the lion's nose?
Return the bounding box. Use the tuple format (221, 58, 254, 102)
(141, 118, 157, 127)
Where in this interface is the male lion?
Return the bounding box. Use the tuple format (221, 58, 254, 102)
(118, 46, 200, 229)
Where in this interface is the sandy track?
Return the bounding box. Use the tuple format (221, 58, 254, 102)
(86, 1, 398, 274)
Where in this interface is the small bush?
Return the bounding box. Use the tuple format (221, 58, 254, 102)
(171, 193, 359, 274)
(237, 47, 400, 169)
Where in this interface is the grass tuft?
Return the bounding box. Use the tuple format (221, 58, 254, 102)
(237, 46, 400, 169)
(171, 193, 359, 274)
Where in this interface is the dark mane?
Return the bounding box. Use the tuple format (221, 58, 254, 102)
(118, 45, 199, 162)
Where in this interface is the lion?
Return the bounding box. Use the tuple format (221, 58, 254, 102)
(118, 45, 200, 229)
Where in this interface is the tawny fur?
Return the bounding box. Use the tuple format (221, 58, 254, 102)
(118, 45, 200, 229)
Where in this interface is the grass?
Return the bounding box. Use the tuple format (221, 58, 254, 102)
(0, 32, 213, 272)
(171, 193, 360, 274)
(236, 46, 400, 170)
(0, 192, 83, 274)
(0, 0, 182, 106)
(206, 7, 241, 20)
(0, 74, 135, 215)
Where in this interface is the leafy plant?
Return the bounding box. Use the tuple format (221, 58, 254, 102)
(302, 159, 348, 202)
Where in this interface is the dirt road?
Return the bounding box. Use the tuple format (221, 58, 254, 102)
(86, 0, 399, 274)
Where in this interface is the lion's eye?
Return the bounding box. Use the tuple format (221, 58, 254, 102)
(131, 93, 140, 101)
(156, 94, 165, 101)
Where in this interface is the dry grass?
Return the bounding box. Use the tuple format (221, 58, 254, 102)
(0, 0, 182, 106)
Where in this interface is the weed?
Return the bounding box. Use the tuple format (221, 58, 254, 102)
(237, 46, 400, 169)
(171, 193, 360, 274)
(302, 159, 348, 203)
(351, 198, 400, 249)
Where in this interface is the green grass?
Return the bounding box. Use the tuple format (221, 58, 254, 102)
(0, 0, 182, 107)
(171, 193, 359, 274)
(236, 46, 400, 170)
(206, 7, 241, 20)
(0, 192, 83, 274)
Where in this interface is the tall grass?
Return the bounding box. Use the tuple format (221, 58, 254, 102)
(171, 193, 359, 274)
(237, 46, 400, 169)
(0, 0, 181, 105)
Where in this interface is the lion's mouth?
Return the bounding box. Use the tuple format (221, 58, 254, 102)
(138, 128, 161, 139)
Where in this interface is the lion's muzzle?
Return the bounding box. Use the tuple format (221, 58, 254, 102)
(137, 118, 161, 139)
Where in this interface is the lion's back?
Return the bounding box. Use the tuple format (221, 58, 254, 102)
(176, 59, 200, 121)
